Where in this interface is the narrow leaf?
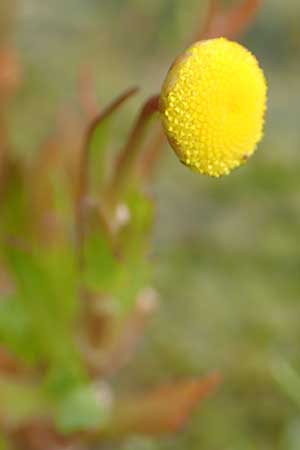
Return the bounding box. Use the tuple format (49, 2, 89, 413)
(105, 373, 221, 437)
(196, 0, 263, 40)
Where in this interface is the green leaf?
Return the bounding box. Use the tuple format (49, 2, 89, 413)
(280, 419, 300, 450)
(0, 377, 45, 427)
(113, 260, 151, 313)
(0, 434, 11, 450)
(0, 294, 38, 363)
(0, 165, 29, 239)
(273, 360, 300, 407)
(84, 232, 119, 293)
(38, 246, 80, 328)
(122, 189, 154, 259)
(55, 384, 109, 433)
(89, 120, 110, 193)
(44, 365, 86, 399)
(116, 191, 153, 312)
(5, 245, 83, 372)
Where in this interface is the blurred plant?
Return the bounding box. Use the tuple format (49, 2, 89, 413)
(0, 1, 264, 449)
(274, 361, 300, 408)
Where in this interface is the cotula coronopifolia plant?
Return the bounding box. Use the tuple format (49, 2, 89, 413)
(0, 1, 267, 449)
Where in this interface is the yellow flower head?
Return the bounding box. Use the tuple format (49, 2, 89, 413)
(160, 38, 267, 177)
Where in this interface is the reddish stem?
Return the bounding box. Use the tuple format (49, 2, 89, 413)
(138, 125, 166, 180)
(108, 94, 160, 202)
(76, 87, 138, 265)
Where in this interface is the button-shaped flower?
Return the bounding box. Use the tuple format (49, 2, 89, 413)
(160, 38, 267, 177)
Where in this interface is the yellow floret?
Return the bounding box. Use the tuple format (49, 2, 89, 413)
(160, 38, 267, 177)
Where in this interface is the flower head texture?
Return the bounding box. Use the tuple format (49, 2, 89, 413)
(160, 38, 267, 177)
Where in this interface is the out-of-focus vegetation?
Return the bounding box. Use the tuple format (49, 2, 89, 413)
(1, 0, 300, 449)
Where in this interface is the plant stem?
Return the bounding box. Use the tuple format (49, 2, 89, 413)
(138, 124, 166, 180)
(76, 87, 138, 266)
(108, 94, 160, 204)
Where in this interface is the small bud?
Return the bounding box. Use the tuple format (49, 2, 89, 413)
(160, 38, 267, 177)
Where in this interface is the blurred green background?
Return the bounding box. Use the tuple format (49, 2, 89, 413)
(5, 0, 300, 449)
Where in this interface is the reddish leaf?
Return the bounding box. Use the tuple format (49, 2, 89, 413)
(0, 48, 20, 100)
(30, 135, 64, 244)
(0, 348, 28, 376)
(199, 0, 263, 40)
(13, 422, 81, 450)
(84, 289, 158, 377)
(79, 65, 98, 120)
(106, 373, 221, 436)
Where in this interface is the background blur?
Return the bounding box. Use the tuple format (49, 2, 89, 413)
(4, 0, 300, 449)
